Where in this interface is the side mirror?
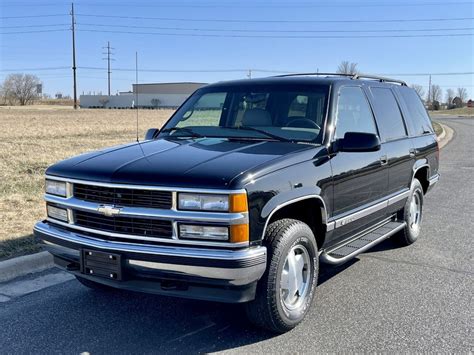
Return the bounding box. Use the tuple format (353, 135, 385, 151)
(337, 132, 381, 152)
(145, 128, 159, 140)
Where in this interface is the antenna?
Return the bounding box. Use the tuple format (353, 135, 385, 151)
(70, 2, 77, 109)
(135, 51, 139, 142)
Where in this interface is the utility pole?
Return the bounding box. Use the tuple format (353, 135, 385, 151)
(70, 2, 77, 109)
(102, 41, 114, 96)
(428, 74, 432, 104)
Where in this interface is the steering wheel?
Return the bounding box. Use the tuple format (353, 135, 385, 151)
(286, 118, 320, 130)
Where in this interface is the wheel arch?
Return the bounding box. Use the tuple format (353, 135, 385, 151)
(412, 163, 430, 194)
(260, 195, 331, 249)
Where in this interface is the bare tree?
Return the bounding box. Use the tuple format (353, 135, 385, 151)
(411, 84, 425, 99)
(457, 87, 468, 103)
(99, 98, 109, 108)
(428, 84, 442, 103)
(1, 73, 41, 105)
(337, 61, 359, 75)
(446, 88, 455, 105)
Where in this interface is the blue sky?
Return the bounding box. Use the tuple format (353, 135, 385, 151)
(1, 0, 473, 99)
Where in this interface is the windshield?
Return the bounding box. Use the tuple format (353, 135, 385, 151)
(160, 84, 330, 143)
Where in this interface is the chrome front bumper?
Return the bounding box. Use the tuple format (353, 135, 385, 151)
(34, 221, 267, 287)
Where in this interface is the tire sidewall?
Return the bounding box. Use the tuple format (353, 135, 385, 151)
(405, 179, 424, 242)
(273, 225, 318, 327)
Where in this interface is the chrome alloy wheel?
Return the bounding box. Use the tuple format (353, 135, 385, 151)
(408, 190, 422, 235)
(280, 245, 311, 311)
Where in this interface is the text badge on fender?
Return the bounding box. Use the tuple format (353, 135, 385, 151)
(97, 205, 122, 217)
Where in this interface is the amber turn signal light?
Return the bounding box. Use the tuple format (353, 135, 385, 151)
(229, 193, 248, 213)
(230, 224, 249, 243)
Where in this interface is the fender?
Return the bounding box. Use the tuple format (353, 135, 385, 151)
(259, 187, 332, 240)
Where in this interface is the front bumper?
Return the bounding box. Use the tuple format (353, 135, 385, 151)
(34, 221, 267, 303)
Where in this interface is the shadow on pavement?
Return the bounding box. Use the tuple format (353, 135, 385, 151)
(4, 258, 360, 354)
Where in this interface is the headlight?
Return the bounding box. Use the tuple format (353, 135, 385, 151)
(179, 224, 229, 241)
(45, 179, 67, 197)
(178, 193, 248, 212)
(47, 204, 69, 222)
(178, 193, 229, 212)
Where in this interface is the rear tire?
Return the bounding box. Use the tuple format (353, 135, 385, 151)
(393, 178, 424, 246)
(75, 276, 116, 292)
(245, 218, 319, 333)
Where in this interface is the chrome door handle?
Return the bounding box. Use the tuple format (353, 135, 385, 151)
(380, 155, 388, 166)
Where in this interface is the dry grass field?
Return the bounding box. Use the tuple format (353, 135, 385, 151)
(0, 105, 175, 260)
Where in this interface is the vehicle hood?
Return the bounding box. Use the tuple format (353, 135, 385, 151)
(46, 138, 316, 189)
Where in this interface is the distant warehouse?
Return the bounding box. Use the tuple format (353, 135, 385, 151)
(79, 82, 207, 109)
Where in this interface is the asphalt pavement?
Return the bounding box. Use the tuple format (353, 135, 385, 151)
(0, 116, 472, 354)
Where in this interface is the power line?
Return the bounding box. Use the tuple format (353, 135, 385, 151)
(5, 1, 472, 7)
(75, 28, 474, 39)
(75, 23, 474, 34)
(0, 29, 68, 34)
(75, 14, 474, 24)
(0, 14, 66, 19)
(0, 24, 69, 29)
(0, 66, 70, 72)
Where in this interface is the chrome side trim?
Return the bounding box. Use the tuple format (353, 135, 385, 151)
(387, 189, 410, 205)
(330, 189, 410, 229)
(429, 173, 440, 186)
(45, 175, 246, 195)
(45, 195, 248, 225)
(45, 218, 249, 248)
(260, 195, 329, 239)
(320, 222, 406, 265)
(326, 221, 335, 232)
(334, 200, 387, 229)
(35, 221, 264, 260)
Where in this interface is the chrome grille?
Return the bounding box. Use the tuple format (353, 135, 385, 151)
(74, 210, 173, 239)
(73, 183, 172, 209)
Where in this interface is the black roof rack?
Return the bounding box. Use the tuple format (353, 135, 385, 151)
(273, 72, 407, 86)
(353, 74, 407, 86)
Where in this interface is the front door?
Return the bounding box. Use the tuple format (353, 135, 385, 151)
(329, 86, 389, 243)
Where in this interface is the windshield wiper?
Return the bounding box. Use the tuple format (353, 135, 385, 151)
(229, 126, 293, 142)
(160, 127, 204, 138)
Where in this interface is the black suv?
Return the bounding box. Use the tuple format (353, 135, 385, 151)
(34, 73, 439, 333)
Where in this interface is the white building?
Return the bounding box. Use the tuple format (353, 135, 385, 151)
(79, 82, 207, 109)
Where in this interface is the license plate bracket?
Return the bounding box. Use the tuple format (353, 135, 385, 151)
(81, 249, 122, 281)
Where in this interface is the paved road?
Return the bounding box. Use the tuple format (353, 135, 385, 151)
(1, 117, 472, 354)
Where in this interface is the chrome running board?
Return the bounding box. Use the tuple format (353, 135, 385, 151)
(320, 221, 406, 265)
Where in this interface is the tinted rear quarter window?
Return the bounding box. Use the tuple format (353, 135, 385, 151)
(398, 86, 434, 136)
(370, 87, 407, 142)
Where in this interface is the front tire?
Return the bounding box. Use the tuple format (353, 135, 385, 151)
(393, 178, 424, 246)
(245, 218, 319, 333)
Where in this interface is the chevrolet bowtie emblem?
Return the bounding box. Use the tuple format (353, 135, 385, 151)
(97, 205, 122, 217)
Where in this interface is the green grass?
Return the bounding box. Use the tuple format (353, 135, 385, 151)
(429, 107, 473, 116)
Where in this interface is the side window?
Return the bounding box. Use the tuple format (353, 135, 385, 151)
(335, 86, 377, 139)
(398, 86, 433, 136)
(177, 92, 226, 127)
(370, 87, 407, 141)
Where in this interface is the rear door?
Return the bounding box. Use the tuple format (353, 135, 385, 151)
(329, 86, 389, 243)
(367, 86, 414, 212)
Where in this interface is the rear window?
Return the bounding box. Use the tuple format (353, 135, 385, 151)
(370, 87, 407, 142)
(398, 86, 433, 136)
